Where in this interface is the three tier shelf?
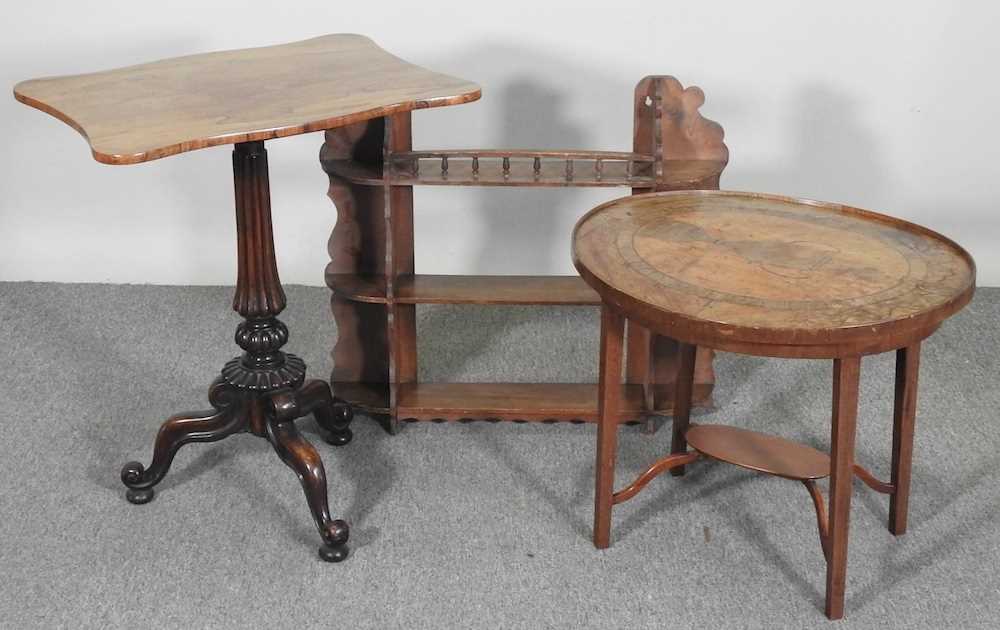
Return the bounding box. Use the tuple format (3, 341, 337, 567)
(321, 75, 729, 432)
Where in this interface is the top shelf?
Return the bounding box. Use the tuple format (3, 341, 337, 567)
(322, 150, 725, 188)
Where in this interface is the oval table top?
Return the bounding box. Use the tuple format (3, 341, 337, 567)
(572, 191, 975, 358)
(13, 34, 480, 165)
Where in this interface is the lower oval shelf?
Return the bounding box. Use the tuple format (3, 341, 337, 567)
(686, 424, 830, 481)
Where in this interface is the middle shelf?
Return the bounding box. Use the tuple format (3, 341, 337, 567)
(326, 273, 602, 306)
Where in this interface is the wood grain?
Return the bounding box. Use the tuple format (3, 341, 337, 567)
(14, 34, 480, 164)
(594, 305, 626, 548)
(630, 75, 727, 426)
(686, 424, 831, 481)
(325, 118, 391, 385)
(826, 356, 861, 620)
(395, 382, 651, 423)
(574, 190, 975, 357)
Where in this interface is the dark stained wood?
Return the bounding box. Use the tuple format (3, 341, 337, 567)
(669, 342, 698, 476)
(322, 154, 723, 188)
(333, 381, 710, 423)
(826, 356, 861, 620)
(594, 305, 626, 549)
(396, 382, 653, 423)
(890, 343, 921, 535)
(625, 320, 654, 431)
(686, 424, 831, 481)
(266, 391, 351, 562)
(331, 381, 391, 416)
(14, 34, 480, 164)
(120, 378, 245, 504)
(322, 74, 727, 428)
(573, 190, 976, 358)
(325, 119, 391, 387)
(116, 139, 357, 561)
(385, 113, 417, 434)
(613, 452, 700, 505)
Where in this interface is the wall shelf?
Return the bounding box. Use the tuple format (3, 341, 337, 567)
(321, 75, 729, 431)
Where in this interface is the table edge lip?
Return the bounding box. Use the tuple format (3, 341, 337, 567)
(572, 189, 977, 352)
(12, 34, 482, 165)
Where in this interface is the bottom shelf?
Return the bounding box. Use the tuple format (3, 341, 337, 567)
(686, 424, 830, 480)
(333, 381, 713, 423)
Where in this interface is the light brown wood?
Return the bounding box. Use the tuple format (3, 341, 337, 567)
(613, 452, 700, 505)
(853, 464, 895, 495)
(804, 479, 831, 562)
(633, 76, 729, 183)
(826, 356, 861, 620)
(631, 76, 726, 427)
(573, 190, 976, 358)
(14, 34, 480, 164)
(594, 305, 626, 549)
(686, 424, 831, 481)
(576, 189, 974, 620)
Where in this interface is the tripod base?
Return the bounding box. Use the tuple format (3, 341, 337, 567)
(121, 361, 354, 560)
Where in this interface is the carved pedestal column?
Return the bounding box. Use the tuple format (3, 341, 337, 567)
(120, 141, 354, 562)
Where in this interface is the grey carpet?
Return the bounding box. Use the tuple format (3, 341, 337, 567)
(0, 282, 998, 629)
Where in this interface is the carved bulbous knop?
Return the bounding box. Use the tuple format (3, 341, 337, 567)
(235, 317, 289, 366)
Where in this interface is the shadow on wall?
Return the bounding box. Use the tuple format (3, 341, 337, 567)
(724, 84, 887, 208)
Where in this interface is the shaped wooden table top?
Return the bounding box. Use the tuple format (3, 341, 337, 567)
(573, 190, 976, 357)
(13, 34, 480, 165)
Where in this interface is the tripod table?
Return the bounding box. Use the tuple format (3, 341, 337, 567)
(573, 190, 975, 619)
(13, 34, 480, 561)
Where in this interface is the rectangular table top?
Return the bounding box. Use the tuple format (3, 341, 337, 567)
(13, 34, 480, 165)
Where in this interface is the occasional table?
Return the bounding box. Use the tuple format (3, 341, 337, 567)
(572, 190, 975, 618)
(13, 34, 479, 561)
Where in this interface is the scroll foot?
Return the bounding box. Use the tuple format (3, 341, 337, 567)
(266, 417, 350, 562)
(121, 379, 245, 502)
